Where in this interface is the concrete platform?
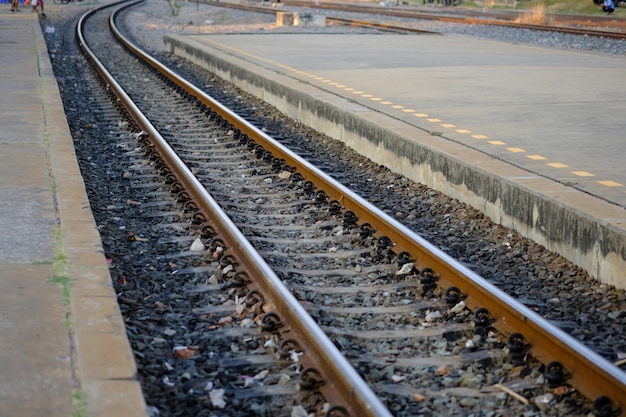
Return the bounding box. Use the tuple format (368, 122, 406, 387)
(0, 10, 147, 417)
(164, 31, 626, 288)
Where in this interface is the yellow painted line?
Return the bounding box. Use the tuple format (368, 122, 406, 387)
(456, 129, 471, 134)
(526, 155, 547, 160)
(344, 88, 355, 91)
(381, 101, 393, 105)
(402, 109, 416, 113)
(547, 162, 569, 168)
(507, 148, 526, 153)
(362, 94, 373, 98)
(370, 97, 383, 101)
(322, 80, 333, 83)
(336, 85, 346, 88)
(427, 118, 441, 123)
(598, 180, 623, 187)
(392, 105, 405, 109)
(440, 124, 456, 128)
(471, 134, 488, 139)
(414, 113, 428, 117)
(329, 82, 340, 86)
(353, 91, 364, 94)
(313, 77, 325, 80)
(489, 141, 506, 145)
(571, 171, 595, 177)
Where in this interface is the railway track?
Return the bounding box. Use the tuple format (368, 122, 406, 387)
(282, 0, 626, 37)
(196, 0, 626, 39)
(63, 0, 626, 415)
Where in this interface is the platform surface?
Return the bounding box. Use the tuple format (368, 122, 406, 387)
(0, 9, 147, 417)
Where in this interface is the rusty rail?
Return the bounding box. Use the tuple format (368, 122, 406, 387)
(77, 2, 394, 416)
(80, 0, 626, 414)
(197, 0, 626, 39)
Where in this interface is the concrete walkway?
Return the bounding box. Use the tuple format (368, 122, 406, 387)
(0, 10, 146, 417)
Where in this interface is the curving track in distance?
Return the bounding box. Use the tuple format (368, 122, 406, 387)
(196, 0, 626, 38)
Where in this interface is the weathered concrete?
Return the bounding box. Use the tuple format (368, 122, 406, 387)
(0, 11, 147, 417)
(164, 33, 626, 289)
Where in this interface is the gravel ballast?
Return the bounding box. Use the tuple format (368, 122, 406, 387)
(39, 1, 625, 415)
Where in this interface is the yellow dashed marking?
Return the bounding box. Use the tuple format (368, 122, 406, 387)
(392, 105, 405, 109)
(526, 155, 547, 160)
(322, 80, 333, 83)
(353, 91, 364, 94)
(402, 109, 416, 113)
(440, 124, 456, 128)
(381, 101, 393, 105)
(313, 77, 325, 80)
(489, 141, 506, 145)
(427, 118, 441, 123)
(362, 94, 373, 98)
(571, 171, 595, 177)
(472, 134, 488, 139)
(548, 163, 569, 168)
(370, 98, 382, 101)
(329, 82, 340, 86)
(598, 180, 622, 187)
(507, 148, 526, 153)
(336, 85, 346, 88)
(414, 113, 428, 118)
(456, 129, 471, 134)
(344, 88, 355, 91)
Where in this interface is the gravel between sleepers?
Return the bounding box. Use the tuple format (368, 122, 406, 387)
(39, 1, 626, 415)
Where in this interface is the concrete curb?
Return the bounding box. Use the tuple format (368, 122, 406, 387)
(37, 13, 149, 417)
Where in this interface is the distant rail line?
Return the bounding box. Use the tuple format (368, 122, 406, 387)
(199, 0, 626, 39)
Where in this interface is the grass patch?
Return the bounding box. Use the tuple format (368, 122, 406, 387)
(402, 0, 618, 15)
(52, 227, 74, 330)
(72, 390, 87, 417)
(54, 228, 68, 274)
(533, 0, 607, 14)
(52, 274, 72, 305)
(515, 3, 552, 24)
(164, 0, 185, 16)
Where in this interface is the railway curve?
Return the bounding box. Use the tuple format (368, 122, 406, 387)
(41, 0, 626, 415)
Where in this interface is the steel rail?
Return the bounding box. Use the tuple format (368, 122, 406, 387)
(118, 5, 626, 413)
(279, 0, 626, 39)
(195, 0, 626, 38)
(77, 2, 393, 416)
(89, 0, 624, 412)
(327, 16, 440, 33)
